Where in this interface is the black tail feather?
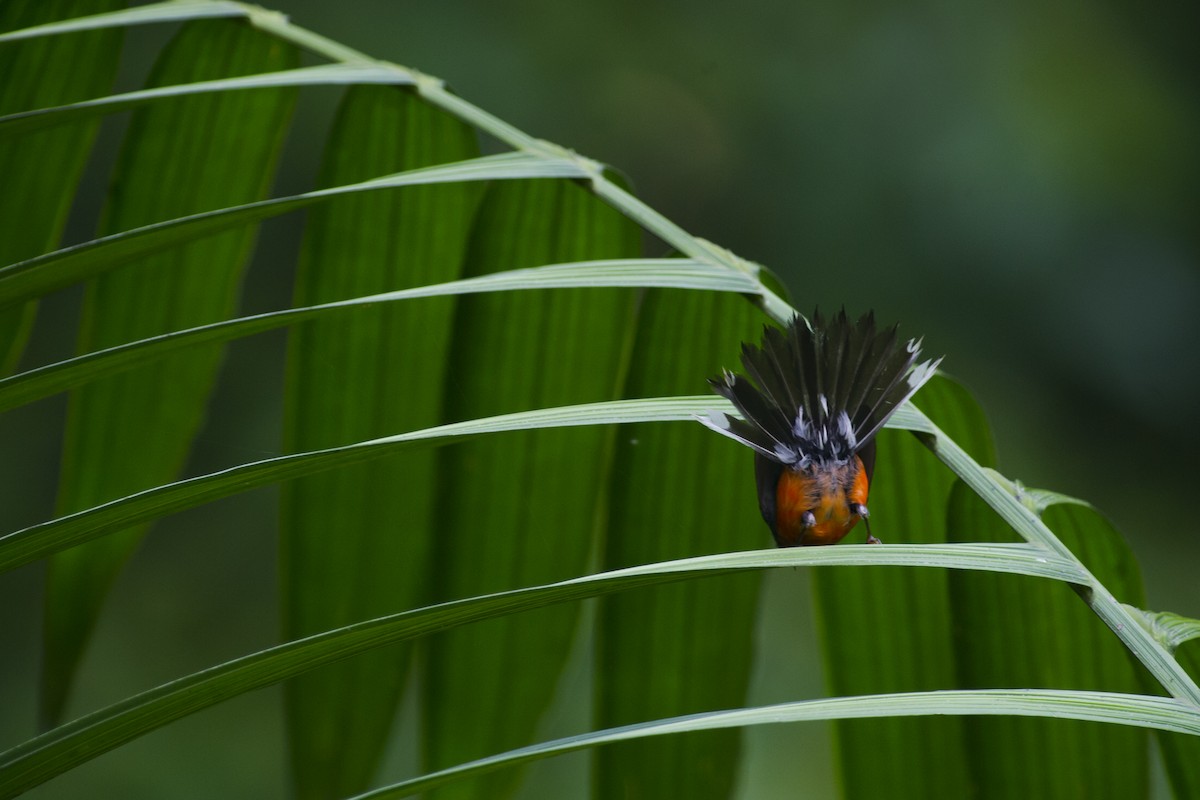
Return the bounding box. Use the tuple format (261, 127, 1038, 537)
(716, 373, 793, 452)
(707, 308, 940, 466)
(844, 321, 898, 434)
(736, 344, 797, 438)
(829, 309, 870, 419)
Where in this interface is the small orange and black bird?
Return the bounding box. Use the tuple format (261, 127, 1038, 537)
(699, 309, 940, 546)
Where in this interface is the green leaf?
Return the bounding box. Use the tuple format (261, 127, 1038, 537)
(947, 485, 1150, 798)
(0, 542, 1088, 799)
(0, 0, 125, 374)
(908, 406, 1200, 703)
(0, 397, 761, 576)
(355, 690, 1200, 800)
(1158, 635, 1200, 798)
(280, 84, 482, 799)
(423, 177, 641, 799)
(0, 258, 760, 414)
(0, 152, 586, 310)
(0, 0, 254, 43)
(1129, 610, 1200, 652)
(0, 63, 417, 138)
(811, 374, 996, 798)
(1118, 603, 1200, 798)
(594, 290, 764, 799)
(41, 17, 298, 727)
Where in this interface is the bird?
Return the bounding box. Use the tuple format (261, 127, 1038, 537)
(698, 309, 941, 546)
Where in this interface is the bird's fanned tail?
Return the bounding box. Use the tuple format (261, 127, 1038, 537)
(699, 308, 941, 467)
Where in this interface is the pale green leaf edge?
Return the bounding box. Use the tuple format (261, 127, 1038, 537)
(0, 258, 759, 413)
(350, 690, 1200, 800)
(0, 63, 415, 138)
(0, 153, 587, 307)
(0, 542, 1084, 799)
(1126, 608, 1200, 653)
(0, 0, 252, 44)
(910, 407, 1200, 703)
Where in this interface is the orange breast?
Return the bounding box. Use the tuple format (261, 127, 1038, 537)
(774, 456, 869, 546)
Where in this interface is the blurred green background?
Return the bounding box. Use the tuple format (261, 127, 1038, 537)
(1, 0, 1197, 796)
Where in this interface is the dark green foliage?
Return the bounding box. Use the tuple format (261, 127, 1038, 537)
(281, 85, 482, 798)
(423, 177, 641, 799)
(0, 0, 125, 373)
(42, 18, 298, 727)
(595, 289, 764, 799)
(947, 488, 1150, 798)
(1159, 638, 1200, 798)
